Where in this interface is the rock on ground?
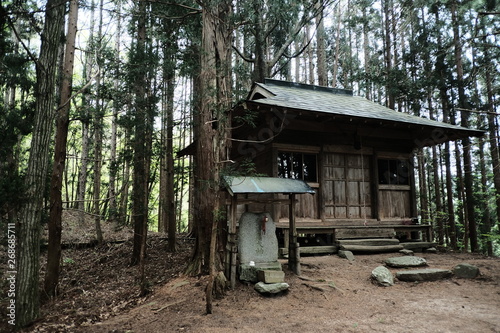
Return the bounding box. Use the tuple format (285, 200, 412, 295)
(338, 250, 355, 261)
(371, 265, 394, 287)
(453, 263, 480, 279)
(254, 282, 289, 294)
(385, 256, 427, 268)
(396, 268, 453, 282)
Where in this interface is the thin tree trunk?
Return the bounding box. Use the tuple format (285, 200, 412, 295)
(454, 142, 467, 250)
(315, 0, 327, 86)
(131, 0, 150, 266)
(306, 24, 314, 85)
(294, 42, 300, 82)
(16, 0, 65, 327)
(92, 0, 105, 245)
(159, 87, 167, 234)
(76, 0, 95, 221)
(177, 79, 189, 230)
(382, 0, 394, 109)
(435, 8, 457, 250)
(428, 98, 444, 245)
(108, 0, 122, 228)
(362, 6, 371, 99)
(45, 0, 78, 298)
(332, 4, 341, 88)
(166, 76, 176, 251)
(450, 0, 477, 251)
(478, 136, 492, 254)
(484, 44, 500, 247)
(119, 149, 131, 226)
(417, 149, 430, 226)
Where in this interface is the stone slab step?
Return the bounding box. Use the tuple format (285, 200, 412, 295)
(396, 269, 453, 282)
(339, 244, 404, 253)
(400, 242, 437, 250)
(279, 245, 337, 256)
(385, 256, 427, 268)
(337, 238, 400, 246)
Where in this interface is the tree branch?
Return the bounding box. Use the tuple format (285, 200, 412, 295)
(232, 45, 255, 63)
(6, 15, 40, 68)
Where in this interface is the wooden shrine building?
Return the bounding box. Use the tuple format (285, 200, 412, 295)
(229, 79, 484, 254)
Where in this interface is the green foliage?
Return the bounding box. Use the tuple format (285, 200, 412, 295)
(63, 257, 75, 265)
(233, 108, 258, 128)
(1, 0, 499, 262)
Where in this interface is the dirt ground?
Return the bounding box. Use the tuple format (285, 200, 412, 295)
(76, 251, 500, 333)
(2, 215, 500, 333)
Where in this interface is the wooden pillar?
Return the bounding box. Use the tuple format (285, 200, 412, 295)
(288, 194, 300, 275)
(372, 150, 380, 220)
(228, 195, 238, 289)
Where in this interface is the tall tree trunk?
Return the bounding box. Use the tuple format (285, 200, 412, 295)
(119, 147, 131, 226)
(92, 0, 105, 245)
(187, 0, 233, 314)
(306, 24, 314, 85)
(252, 0, 266, 83)
(428, 97, 444, 245)
(159, 91, 167, 234)
(315, 0, 327, 86)
(450, 0, 477, 251)
(417, 149, 430, 226)
(76, 0, 96, 220)
(331, 3, 341, 88)
(131, 0, 151, 267)
(45, 0, 79, 298)
(159, 50, 176, 252)
(454, 141, 467, 250)
(435, 9, 457, 250)
(484, 39, 500, 244)
(382, 0, 394, 109)
(478, 136, 492, 255)
(294, 41, 300, 82)
(166, 76, 176, 251)
(362, 5, 371, 99)
(443, 141, 457, 249)
(108, 0, 122, 228)
(16, 0, 65, 327)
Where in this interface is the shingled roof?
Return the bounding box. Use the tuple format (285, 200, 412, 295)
(246, 79, 484, 139)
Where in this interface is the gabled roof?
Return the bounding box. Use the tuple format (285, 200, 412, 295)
(246, 79, 484, 139)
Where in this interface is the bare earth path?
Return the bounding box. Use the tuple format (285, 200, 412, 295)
(79, 252, 500, 333)
(3, 227, 498, 333)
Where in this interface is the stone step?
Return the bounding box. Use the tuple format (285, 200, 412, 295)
(396, 268, 453, 282)
(337, 238, 400, 246)
(339, 244, 404, 253)
(400, 242, 436, 250)
(385, 256, 427, 268)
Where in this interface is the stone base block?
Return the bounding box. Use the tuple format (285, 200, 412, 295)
(258, 270, 285, 283)
(239, 261, 282, 282)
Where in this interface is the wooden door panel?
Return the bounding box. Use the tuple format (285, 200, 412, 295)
(323, 152, 372, 220)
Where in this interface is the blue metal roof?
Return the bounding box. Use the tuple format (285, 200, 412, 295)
(223, 176, 315, 196)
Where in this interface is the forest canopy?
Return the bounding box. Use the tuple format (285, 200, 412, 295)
(1, 0, 499, 328)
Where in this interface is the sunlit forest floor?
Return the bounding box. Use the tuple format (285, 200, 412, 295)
(2, 213, 499, 332)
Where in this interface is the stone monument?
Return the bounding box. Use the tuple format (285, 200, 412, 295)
(238, 212, 282, 282)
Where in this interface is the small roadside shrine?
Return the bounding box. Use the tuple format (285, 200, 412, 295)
(223, 176, 315, 288)
(229, 79, 484, 253)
